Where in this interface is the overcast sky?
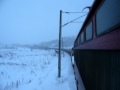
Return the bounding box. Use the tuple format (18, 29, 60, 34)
(0, 0, 94, 45)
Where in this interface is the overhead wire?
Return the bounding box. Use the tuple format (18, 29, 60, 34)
(61, 14, 87, 27)
(62, 11, 88, 14)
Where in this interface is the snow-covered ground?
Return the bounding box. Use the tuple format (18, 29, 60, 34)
(0, 47, 76, 90)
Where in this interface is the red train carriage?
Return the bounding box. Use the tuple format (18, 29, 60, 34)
(73, 0, 120, 90)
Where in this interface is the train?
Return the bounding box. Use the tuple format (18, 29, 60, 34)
(73, 0, 120, 90)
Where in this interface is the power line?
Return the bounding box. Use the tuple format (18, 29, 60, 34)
(62, 11, 88, 14)
(62, 14, 87, 27)
(72, 21, 84, 23)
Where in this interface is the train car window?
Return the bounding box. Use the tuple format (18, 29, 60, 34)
(78, 36, 81, 45)
(96, 0, 120, 35)
(75, 39, 78, 46)
(86, 21, 92, 41)
(77, 38, 79, 45)
(81, 32, 84, 43)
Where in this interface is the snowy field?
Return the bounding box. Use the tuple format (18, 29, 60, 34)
(0, 47, 76, 90)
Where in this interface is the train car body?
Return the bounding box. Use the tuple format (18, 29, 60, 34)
(73, 0, 120, 90)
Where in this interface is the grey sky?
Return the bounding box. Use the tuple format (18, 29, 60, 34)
(0, 0, 94, 45)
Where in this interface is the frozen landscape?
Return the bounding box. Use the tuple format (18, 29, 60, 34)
(0, 47, 76, 90)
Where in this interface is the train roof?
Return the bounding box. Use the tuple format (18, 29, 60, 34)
(74, 0, 102, 43)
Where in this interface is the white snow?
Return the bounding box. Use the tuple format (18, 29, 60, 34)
(0, 47, 76, 90)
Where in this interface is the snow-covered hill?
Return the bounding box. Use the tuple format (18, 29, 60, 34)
(0, 36, 76, 50)
(38, 36, 76, 49)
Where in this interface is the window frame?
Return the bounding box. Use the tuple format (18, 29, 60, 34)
(80, 31, 85, 44)
(85, 21, 93, 42)
(95, 0, 120, 37)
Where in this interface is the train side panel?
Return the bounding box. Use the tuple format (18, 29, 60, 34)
(74, 50, 120, 90)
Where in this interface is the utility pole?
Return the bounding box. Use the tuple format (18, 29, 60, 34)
(62, 38, 64, 57)
(58, 10, 62, 78)
(58, 10, 87, 78)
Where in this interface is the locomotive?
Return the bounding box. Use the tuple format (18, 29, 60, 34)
(73, 0, 120, 90)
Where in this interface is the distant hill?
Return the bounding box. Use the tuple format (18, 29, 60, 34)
(0, 36, 76, 49)
(38, 36, 76, 49)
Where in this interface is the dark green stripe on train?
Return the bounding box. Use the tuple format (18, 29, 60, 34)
(74, 50, 120, 90)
